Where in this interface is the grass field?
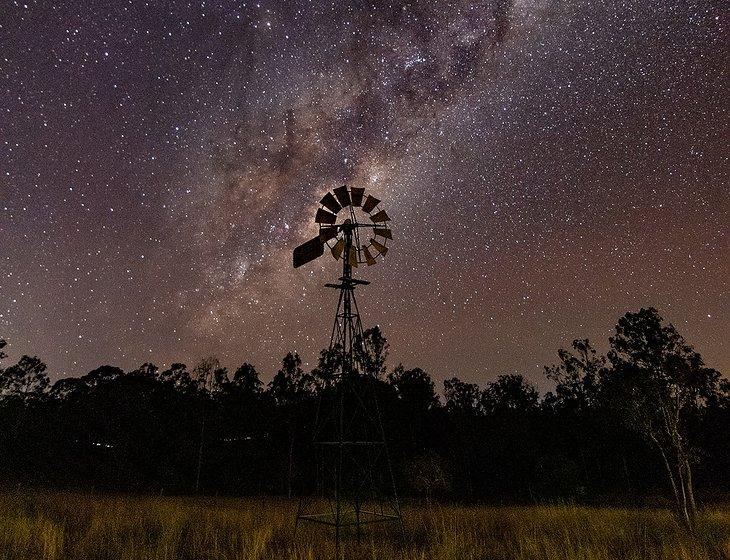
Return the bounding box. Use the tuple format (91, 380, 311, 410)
(0, 491, 728, 560)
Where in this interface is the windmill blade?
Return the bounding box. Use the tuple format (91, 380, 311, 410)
(362, 245, 378, 265)
(331, 238, 345, 260)
(319, 226, 339, 242)
(373, 227, 392, 240)
(370, 210, 390, 223)
(315, 208, 338, 224)
(361, 195, 380, 213)
(348, 246, 359, 267)
(350, 187, 365, 206)
(293, 236, 324, 268)
(333, 185, 351, 207)
(370, 239, 389, 256)
(320, 192, 342, 214)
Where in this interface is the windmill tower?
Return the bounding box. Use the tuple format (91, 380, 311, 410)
(292, 185, 403, 555)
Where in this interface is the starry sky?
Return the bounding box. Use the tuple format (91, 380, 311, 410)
(1, 1, 727, 388)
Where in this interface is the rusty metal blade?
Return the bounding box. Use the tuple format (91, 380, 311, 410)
(373, 227, 392, 239)
(362, 245, 378, 265)
(315, 208, 337, 224)
(331, 238, 345, 260)
(333, 185, 351, 207)
(361, 195, 380, 213)
(370, 239, 388, 256)
(320, 192, 342, 214)
(319, 226, 339, 242)
(350, 187, 365, 206)
(369, 210, 390, 223)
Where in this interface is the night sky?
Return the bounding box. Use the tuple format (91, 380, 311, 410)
(1, 1, 727, 387)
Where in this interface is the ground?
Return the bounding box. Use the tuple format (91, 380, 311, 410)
(0, 491, 728, 559)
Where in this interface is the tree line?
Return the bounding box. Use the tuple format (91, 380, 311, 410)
(0, 307, 727, 526)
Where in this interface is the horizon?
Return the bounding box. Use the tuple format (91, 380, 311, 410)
(1, 304, 726, 393)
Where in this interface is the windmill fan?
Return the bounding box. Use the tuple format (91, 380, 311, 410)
(293, 185, 392, 269)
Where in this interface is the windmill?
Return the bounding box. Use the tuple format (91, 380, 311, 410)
(292, 185, 403, 555)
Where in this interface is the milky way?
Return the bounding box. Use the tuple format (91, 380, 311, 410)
(1, 1, 726, 387)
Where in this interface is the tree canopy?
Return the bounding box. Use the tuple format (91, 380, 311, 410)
(0, 308, 726, 513)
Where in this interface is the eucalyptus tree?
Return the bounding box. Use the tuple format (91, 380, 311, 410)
(605, 308, 721, 525)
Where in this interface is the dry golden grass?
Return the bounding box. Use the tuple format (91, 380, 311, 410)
(0, 490, 727, 559)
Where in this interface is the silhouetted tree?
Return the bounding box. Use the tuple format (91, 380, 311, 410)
(481, 374, 538, 414)
(356, 326, 389, 378)
(443, 377, 480, 413)
(542, 339, 615, 497)
(131, 362, 159, 379)
(268, 352, 313, 404)
(544, 339, 604, 410)
(604, 307, 721, 525)
(81, 365, 123, 387)
(159, 362, 194, 390)
(438, 377, 482, 498)
(311, 346, 340, 390)
(478, 374, 539, 499)
(193, 357, 227, 393)
(387, 365, 439, 457)
(0, 312, 725, 504)
(192, 357, 227, 492)
(0, 355, 49, 398)
(268, 352, 314, 497)
(50, 376, 87, 400)
(388, 366, 438, 412)
(698, 379, 730, 493)
(232, 363, 263, 394)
